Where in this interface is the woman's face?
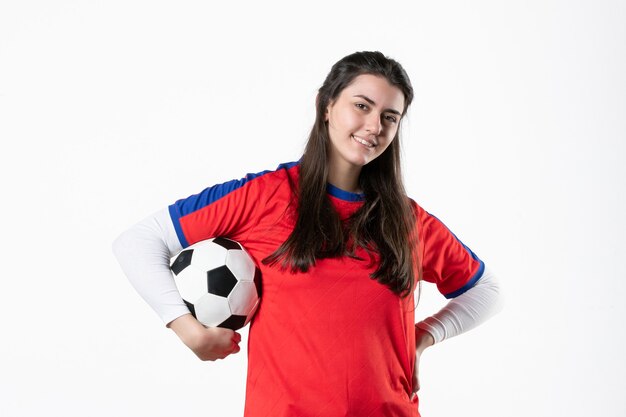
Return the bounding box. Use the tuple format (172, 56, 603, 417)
(325, 73, 405, 174)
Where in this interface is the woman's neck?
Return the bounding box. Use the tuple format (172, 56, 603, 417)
(327, 162, 362, 194)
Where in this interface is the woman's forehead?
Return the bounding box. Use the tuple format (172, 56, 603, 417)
(341, 74, 405, 112)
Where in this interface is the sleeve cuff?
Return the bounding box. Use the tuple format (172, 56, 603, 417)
(416, 319, 444, 344)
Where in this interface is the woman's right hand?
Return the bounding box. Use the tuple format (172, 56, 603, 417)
(168, 314, 241, 361)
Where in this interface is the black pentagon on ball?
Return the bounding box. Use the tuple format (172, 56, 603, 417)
(171, 249, 193, 275)
(254, 268, 262, 298)
(218, 315, 247, 330)
(207, 265, 238, 297)
(212, 237, 241, 251)
(183, 299, 196, 318)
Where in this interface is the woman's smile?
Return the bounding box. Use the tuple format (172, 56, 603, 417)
(351, 134, 377, 148)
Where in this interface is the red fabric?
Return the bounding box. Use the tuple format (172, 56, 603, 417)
(170, 162, 482, 417)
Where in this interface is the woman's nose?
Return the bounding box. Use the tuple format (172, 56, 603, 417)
(365, 113, 382, 135)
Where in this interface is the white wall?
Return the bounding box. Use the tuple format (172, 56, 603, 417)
(1, 1, 624, 416)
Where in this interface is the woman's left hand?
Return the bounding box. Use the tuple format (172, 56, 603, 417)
(411, 328, 434, 400)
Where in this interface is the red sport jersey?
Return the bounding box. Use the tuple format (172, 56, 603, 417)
(168, 161, 484, 417)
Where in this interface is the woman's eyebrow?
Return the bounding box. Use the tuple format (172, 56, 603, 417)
(353, 94, 402, 116)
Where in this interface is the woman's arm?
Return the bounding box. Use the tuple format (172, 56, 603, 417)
(411, 268, 504, 395)
(416, 266, 504, 345)
(112, 208, 241, 360)
(112, 208, 188, 326)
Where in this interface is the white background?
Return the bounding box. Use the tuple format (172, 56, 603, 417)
(1, 1, 624, 416)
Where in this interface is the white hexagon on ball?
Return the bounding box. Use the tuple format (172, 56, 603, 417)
(176, 264, 208, 303)
(228, 280, 259, 315)
(194, 293, 232, 328)
(226, 250, 256, 282)
(190, 241, 228, 271)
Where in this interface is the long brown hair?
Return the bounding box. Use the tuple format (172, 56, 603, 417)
(263, 51, 420, 299)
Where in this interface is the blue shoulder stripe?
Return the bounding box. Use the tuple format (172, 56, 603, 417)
(428, 213, 486, 299)
(168, 161, 299, 247)
(444, 261, 485, 298)
(169, 204, 189, 248)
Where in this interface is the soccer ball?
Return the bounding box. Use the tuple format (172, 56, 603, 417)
(170, 237, 262, 330)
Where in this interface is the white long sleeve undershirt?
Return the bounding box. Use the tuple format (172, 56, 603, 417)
(112, 208, 504, 342)
(415, 266, 504, 344)
(112, 208, 188, 326)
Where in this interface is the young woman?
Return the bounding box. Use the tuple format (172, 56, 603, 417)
(113, 51, 503, 417)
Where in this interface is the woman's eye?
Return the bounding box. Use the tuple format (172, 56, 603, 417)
(355, 103, 397, 123)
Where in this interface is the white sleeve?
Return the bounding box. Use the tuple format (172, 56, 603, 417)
(112, 207, 190, 326)
(415, 266, 504, 344)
